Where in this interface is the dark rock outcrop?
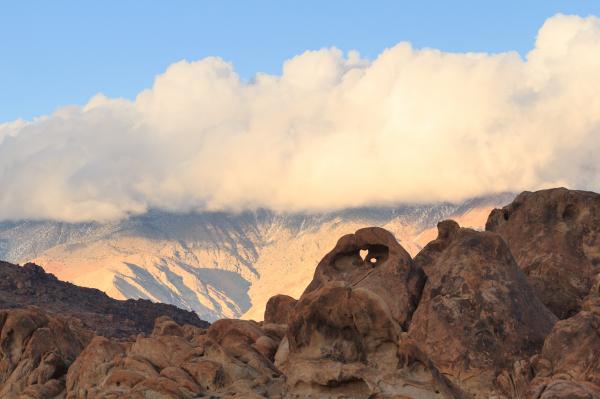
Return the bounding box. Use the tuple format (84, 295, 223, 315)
(0, 261, 208, 337)
(410, 223, 557, 397)
(486, 188, 600, 319)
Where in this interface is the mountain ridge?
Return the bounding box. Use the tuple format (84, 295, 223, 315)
(0, 193, 515, 321)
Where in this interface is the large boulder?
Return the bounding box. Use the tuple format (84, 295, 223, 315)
(497, 310, 600, 398)
(302, 226, 425, 330)
(0, 307, 92, 398)
(528, 310, 600, 398)
(282, 283, 471, 398)
(263, 294, 297, 325)
(279, 227, 468, 398)
(409, 222, 557, 396)
(486, 188, 600, 319)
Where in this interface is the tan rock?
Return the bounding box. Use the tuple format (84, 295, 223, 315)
(64, 316, 282, 398)
(281, 227, 468, 398)
(302, 226, 425, 330)
(263, 294, 297, 325)
(0, 307, 90, 398)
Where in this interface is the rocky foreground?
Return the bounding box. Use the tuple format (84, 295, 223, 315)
(1, 187, 600, 398)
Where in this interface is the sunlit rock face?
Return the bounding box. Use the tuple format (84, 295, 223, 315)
(0, 194, 512, 321)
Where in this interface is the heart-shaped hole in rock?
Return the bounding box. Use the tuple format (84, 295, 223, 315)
(359, 249, 368, 261)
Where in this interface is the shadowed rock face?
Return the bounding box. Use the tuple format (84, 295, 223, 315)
(497, 309, 600, 399)
(410, 223, 557, 397)
(0, 261, 208, 337)
(486, 188, 600, 319)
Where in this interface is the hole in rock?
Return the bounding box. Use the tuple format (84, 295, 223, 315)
(333, 244, 389, 272)
(359, 249, 368, 261)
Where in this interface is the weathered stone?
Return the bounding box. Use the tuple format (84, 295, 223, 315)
(303, 227, 425, 330)
(410, 223, 556, 397)
(486, 188, 600, 319)
(263, 294, 297, 325)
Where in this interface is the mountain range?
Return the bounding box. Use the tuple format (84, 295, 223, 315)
(1, 188, 599, 398)
(0, 193, 514, 321)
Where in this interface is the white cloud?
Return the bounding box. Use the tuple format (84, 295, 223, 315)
(1, 14, 600, 222)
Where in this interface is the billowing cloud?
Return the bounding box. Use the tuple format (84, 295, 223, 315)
(1, 14, 600, 222)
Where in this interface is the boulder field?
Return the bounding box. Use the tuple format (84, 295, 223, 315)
(1, 188, 599, 398)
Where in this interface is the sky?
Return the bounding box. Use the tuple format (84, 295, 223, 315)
(1, 3, 600, 222)
(2, 1, 600, 122)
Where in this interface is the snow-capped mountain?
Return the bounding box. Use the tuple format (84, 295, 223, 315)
(0, 193, 514, 321)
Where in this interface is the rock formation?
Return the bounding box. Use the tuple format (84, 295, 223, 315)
(411, 222, 557, 396)
(486, 188, 600, 319)
(1, 188, 600, 398)
(0, 307, 92, 398)
(65, 317, 284, 398)
(277, 227, 467, 398)
(264, 294, 297, 325)
(0, 261, 208, 337)
(301, 227, 425, 330)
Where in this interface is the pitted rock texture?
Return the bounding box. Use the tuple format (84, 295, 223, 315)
(0, 261, 208, 337)
(528, 310, 600, 398)
(497, 310, 600, 398)
(410, 223, 557, 397)
(280, 282, 469, 398)
(278, 227, 468, 398)
(302, 227, 425, 330)
(0, 307, 92, 399)
(486, 188, 600, 319)
(66, 316, 284, 398)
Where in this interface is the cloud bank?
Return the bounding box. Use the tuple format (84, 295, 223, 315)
(1, 14, 600, 222)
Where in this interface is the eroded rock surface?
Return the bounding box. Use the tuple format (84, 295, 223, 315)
(2, 189, 600, 398)
(410, 222, 557, 397)
(527, 310, 600, 398)
(0, 307, 92, 399)
(302, 227, 425, 330)
(264, 294, 297, 325)
(278, 227, 467, 398)
(486, 188, 600, 319)
(66, 316, 284, 398)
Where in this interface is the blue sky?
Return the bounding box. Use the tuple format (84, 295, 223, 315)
(1, 1, 600, 122)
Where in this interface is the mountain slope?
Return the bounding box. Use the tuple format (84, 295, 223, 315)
(0, 194, 514, 321)
(0, 260, 208, 337)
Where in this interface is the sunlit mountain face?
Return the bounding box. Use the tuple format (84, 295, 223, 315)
(0, 193, 512, 321)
